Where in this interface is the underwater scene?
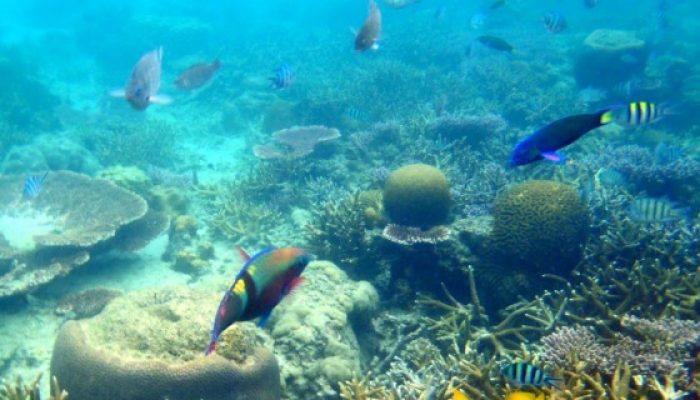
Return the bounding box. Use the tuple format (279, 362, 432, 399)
(0, 0, 699, 399)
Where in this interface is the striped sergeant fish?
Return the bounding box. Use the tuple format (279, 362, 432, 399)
(543, 12, 567, 33)
(23, 172, 48, 199)
(502, 362, 561, 387)
(270, 63, 296, 90)
(628, 197, 687, 223)
(615, 101, 672, 126)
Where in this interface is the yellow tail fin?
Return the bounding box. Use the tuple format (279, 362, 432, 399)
(453, 389, 470, 400)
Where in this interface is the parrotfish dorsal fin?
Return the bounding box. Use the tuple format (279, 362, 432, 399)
(233, 247, 277, 281)
(236, 246, 251, 262)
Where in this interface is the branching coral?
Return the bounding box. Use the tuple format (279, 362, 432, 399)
(0, 374, 67, 400)
(418, 268, 568, 359)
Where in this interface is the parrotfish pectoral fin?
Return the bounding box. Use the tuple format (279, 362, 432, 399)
(285, 276, 305, 297)
(150, 94, 173, 105)
(109, 89, 126, 98)
(236, 246, 251, 262)
(541, 151, 566, 164)
(205, 339, 218, 356)
(258, 311, 272, 327)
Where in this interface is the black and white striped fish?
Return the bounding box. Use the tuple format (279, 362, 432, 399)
(543, 12, 567, 33)
(628, 197, 687, 223)
(502, 362, 561, 387)
(615, 101, 672, 126)
(270, 63, 296, 90)
(23, 172, 48, 200)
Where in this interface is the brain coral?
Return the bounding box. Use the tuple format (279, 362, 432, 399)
(50, 286, 280, 400)
(383, 164, 451, 228)
(488, 180, 590, 275)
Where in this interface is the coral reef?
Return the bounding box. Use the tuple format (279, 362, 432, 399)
(54, 287, 123, 319)
(2, 135, 101, 175)
(382, 164, 451, 228)
(539, 316, 700, 382)
(253, 125, 341, 159)
(96, 165, 153, 196)
(427, 113, 507, 145)
(487, 180, 590, 275)
(576, 29, 647, 87)
(381, 224, 451, 245)
(50, 286, 280, 400)
(0, 171, 167, 299)
(267, 261, 379, 399)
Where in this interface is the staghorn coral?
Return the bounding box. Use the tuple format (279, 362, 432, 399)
(0, 374, 67, 400)
(487, 180, 590, 276)
(253, 125, 341, 159)
(427, 113, 507, 145)
(418, 267, 568, 360)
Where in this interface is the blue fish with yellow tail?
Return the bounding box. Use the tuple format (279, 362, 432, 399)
(510, 108, 615, 167)
(206, 247, 312, 355)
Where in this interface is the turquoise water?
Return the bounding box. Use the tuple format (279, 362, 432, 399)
(0, 1, 699, 399)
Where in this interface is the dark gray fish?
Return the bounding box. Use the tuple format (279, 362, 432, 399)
(629, 197, 687, 223)
(23, 172, 47, 199)
(502, 363, 561, 387)
(111, 47, 171, 110)
(476, 35, 514, 53)
(175, 59, 221, 91)
(270, 63, 296, 90)
(355, 0, 382, 52)
(544, 12, 567, 33)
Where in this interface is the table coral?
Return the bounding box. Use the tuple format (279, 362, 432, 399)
(0, 171, 166, 299)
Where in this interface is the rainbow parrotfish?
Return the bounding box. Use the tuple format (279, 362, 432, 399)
(510, 108, 615, 167)
(205, 247, 312, 355)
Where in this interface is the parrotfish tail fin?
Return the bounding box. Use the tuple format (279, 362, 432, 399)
(109, 89, 126, 98)
(205, 339, 218, 356)
(545, 377, 564, 389)
(150, 94, 173, 105)
(541, 151, 566, 164)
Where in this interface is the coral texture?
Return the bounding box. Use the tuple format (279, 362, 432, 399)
(50, 286, 280, 400)
(382, 164, 451, 228)
(488, 180, 589, 274)
(253, 125, 341, 159)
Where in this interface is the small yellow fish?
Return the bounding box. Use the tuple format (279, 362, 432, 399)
(453, 389, 470, 400)
(505, 391, 545, 400)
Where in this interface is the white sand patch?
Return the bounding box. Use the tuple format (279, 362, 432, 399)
(0, 211, 62, 253)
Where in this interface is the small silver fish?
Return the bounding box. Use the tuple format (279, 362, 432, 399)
(355, 0, 382, 52)
(175, 59, 221, 91)
(111, 47, 171, 110)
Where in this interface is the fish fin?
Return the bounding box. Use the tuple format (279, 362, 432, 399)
(236, 246, 251, 262)
(545, 377, 564, 389)
(258, 311, 272, 327)
(109, 89, 126, 98)
(453, 389, 470, 400)
(541, 151, 566, 164)
(150, 94, 173, 105)
(205, 339, 218, 355)
(599, 108, 617, 125)
(284, 276, 305, 297)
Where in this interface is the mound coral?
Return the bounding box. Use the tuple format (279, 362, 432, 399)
(382, 164, 451, 228)
(253, 125, 341, 159)
(50, 286, 280, 400)
(0, 171, 168, 299)
(576, 29, 647, 87)
(487, 180, 590, 275)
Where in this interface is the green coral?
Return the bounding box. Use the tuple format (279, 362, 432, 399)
(382, 164, 451, 228)
(488, 180, 590, 275)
